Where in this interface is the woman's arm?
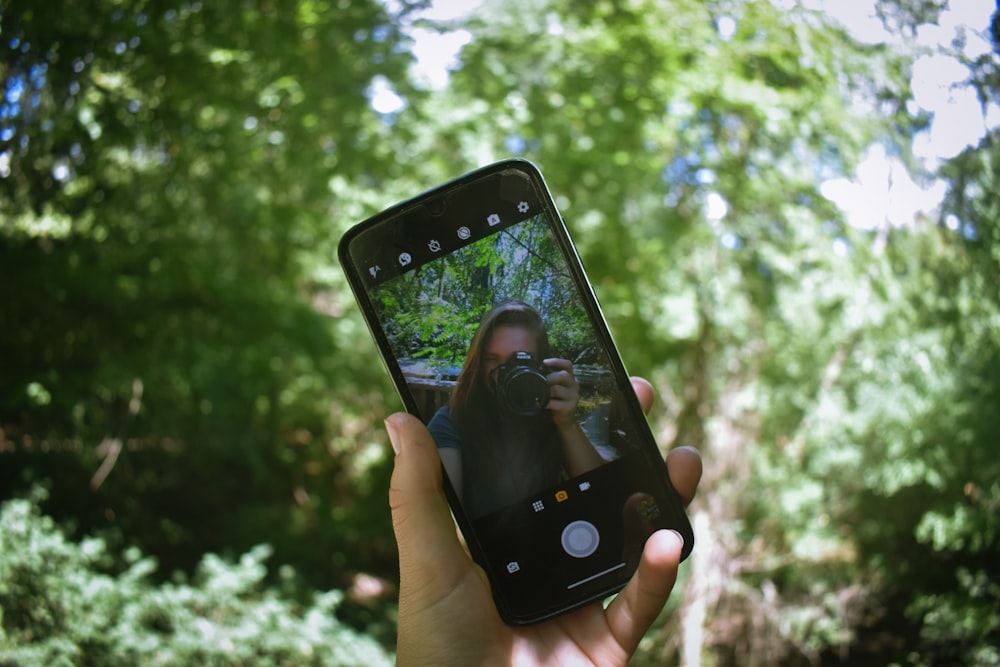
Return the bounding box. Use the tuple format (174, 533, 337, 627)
(544, 358, 606, 474)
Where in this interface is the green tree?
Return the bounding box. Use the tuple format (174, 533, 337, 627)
(3, 0, 998, 663)
(414, 0, 999, 664)
(0, 0, 420, 606)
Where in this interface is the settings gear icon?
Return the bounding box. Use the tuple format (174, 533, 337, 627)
(517, 201, 530, 213)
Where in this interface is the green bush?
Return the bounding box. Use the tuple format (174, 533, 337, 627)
(0, 492, 392, 667)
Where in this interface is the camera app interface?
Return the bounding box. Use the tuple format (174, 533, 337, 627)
(361, 172, 676, 618)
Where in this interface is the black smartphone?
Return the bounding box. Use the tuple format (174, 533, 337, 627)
(338, 159, 693, 625)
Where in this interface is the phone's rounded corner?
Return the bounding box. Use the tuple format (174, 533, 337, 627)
(336, 225, 361, 271)
(483, 156, 544, 181)
(679, 525, 696, 563)
(497, 156, 540, 170)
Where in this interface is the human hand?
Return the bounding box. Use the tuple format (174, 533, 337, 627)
(543, 357, 579, 427)
(385, 377, 702, 666)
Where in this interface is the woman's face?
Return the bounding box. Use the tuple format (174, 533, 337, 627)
(483, 325, 538, 379)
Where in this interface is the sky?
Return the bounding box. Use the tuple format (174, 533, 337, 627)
(381, 0, 998, 232)
(815, 0, 997, 232)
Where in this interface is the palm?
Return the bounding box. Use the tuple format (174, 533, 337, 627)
(514, 606, 633, 665)
(387, 378, 699, 667)
(399, 556, 641, 665)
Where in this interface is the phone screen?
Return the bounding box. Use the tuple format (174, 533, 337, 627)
(340, 160, 692, 624)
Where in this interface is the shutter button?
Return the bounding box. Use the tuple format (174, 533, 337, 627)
(561, 520, 600, 558)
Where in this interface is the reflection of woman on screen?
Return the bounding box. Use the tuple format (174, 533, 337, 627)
(427, 301, 605, 517)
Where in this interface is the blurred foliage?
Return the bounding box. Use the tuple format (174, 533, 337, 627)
(0, 0, 407, 592)
(0, 490, 392, 666)
(1, 0, 998, 664)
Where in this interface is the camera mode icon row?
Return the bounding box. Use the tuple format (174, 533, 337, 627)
(530, 480, 592, 513)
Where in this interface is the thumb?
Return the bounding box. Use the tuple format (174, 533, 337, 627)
(385, 413, 471, 601)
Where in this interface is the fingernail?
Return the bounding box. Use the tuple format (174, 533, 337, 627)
(384, 417, 402, 455)
(667, 529, 684, 548)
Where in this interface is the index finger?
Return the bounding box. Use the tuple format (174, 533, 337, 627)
(630, 376, 655, 414)
(542, 357, 573, 372)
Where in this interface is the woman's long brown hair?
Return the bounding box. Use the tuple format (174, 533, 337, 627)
(450, 300, 552, 418)
(448, 300, 563, 516)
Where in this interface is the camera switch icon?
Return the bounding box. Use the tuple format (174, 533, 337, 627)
(506, 561, 521, 574)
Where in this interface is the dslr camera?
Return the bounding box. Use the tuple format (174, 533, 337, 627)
(496, 351, 551, 417)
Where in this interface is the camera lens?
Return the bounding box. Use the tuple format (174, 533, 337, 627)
(425, 198, 447, 217)
(498, 352, 550, 417)
(505, 369, 550, 416)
